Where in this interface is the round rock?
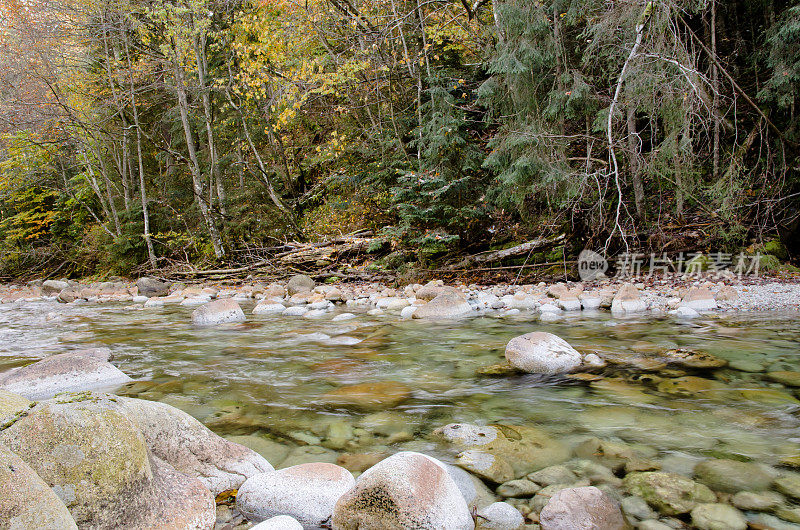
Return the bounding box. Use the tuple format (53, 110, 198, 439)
(539, 486, 626, 530)
(623, 472, 715, 515)
(287, 275, 315, 295)
(191, 298, 246, 325)
(504, 332, 582, 374)
(237, 463, 355, 526)
(690, 503, 747, 530)
(332, 451, 473, 529)
(477, 502, 524, 529)
(693, 458, 776, 493)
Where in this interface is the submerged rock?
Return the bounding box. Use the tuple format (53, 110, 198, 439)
(766, 371, 800, 387)
(775, 472, 800, 501)
(191, 298, 246, 325)
(237, 462, 355, 527)
(0, 394, 215, 528)
(332, 451, 473, 530)
(0, 348, 131, 400)
(693, 458, 776, 493)
(0, 442, 78, 529)
(504, 332, 582, 374)
(731, 490, 784, 511)
(623, 471, 715, 515)
(690, 503, 747, 530)
(575, 437, 658, 473)
(660, 348, 727, 369)
(119, 397, 274, 494)
(434, 423, 568, 483)
(539, 486, 626, 530)
(320, 381, 412, 412)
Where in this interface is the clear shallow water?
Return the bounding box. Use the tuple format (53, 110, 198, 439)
(2, 300, 799, 473)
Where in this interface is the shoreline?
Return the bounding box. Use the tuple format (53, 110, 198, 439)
(2, 273, 799, 315)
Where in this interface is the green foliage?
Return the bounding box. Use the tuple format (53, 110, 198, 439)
(760, 4, 800, 113)
(0, 0, 797, 278)
(391, 79, 490, 249)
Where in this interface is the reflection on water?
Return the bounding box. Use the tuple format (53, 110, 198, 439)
(1, 299, 798, 471)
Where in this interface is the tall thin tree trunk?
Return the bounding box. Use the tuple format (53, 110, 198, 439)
(627, 107, 645, 220)
(605, 2, 651, 249)
(81, 149, 113, 227)
(195, 33, 226, 216)
(171, 39, 225, 258)
(97, 150, 122, 235)
(711, 0, 720, 180)
(122, 26, 157, 268)
(98, 15, 131, 209)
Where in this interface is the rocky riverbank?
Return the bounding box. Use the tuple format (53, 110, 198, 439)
(1, 274, 800, 529)
(2, 272, 800, 317)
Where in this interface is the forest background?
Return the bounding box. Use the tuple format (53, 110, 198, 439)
(0, 0, 798, 280)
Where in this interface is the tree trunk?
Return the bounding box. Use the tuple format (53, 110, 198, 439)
(605, 2, 652, 248)
(711, 0, 720, 180)
(122, 25, 157, 268)
(171, 39, 225, 259)
(195, 33, 226, 216)
(627, 107, 645, 220)
(97, 150, 122, 235)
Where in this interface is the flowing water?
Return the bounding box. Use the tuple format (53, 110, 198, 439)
(2, 300, 799, 478)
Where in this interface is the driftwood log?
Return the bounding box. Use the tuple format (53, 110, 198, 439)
(170, 235, 376, 278)
(444, 234, 566, 270)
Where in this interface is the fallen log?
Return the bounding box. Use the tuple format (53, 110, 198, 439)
(171, 260, 271, 277)
(444, 234, 566, 270)
(278, 237, 375, 265)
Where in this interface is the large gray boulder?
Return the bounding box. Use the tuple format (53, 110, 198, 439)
(119, 396, 274, 494)
(42, 279, 70, 296)
(504, 332, 582, 374)
(56, 287, 82, 303)
(0, 348, 132, 400)
(415, 283, 457, 301)
(135, 276, 170, 297)
(237, 463, 355, 527)
(680, 287, 718, 311)
(611, 283, 647, 314)
(539, 487, 626, 530)
(412, 290, 473, 319)
(191, 298, 246, 325)
(287, 275, 315, 296)
(332, 452, 473, 530)
(0, 442, 78, 529)
(0, 388, 32, 423)
(0, 394, 215, 529)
